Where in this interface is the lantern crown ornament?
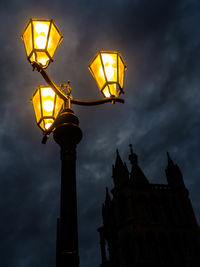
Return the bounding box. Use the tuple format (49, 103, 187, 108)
(21, 18, 63, 68)
(88, 51, 127, 98)
(31, 85, 64, 131)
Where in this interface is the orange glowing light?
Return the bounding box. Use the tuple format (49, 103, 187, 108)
(88, 51, 127, 98)
(21, 18, 63, 68)
(31, 85, 64, 131)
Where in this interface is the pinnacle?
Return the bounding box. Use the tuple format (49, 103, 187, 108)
(167, 152, 174, 166)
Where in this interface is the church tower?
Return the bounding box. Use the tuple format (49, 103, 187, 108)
(98, 146, 200, 267)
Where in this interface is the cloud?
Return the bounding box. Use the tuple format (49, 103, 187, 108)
(0, 0, 200, 266)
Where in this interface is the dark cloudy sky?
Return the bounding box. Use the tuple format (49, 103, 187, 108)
(0, 0, 200, 266)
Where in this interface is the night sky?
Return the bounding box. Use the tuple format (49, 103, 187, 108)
(0, 0, 200, 266)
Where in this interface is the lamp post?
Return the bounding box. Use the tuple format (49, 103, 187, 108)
(21, 18, 127, 267)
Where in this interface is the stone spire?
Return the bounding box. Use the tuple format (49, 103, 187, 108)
(129, 144, 149, 185)
(112, 149, 129, 187)
(165, 152, 185, 187)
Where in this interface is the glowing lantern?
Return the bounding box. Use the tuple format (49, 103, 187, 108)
(21, 18, 63, 68)
(88, 51, 127, 98)
(31, 85, 64, 131)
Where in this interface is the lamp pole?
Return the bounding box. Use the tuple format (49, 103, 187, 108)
(53, 107, 82, 267)
(21, 18, 127, 267)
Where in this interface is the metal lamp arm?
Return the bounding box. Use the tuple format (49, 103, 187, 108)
(71, 97, 124, 105)
(32, 62, 125, 106)
(32, 62, 68, 101)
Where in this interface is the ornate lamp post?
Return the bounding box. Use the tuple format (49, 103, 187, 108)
(21, 18, 127, 267)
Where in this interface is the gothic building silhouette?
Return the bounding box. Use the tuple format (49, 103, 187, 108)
(98, 145, 200, 267)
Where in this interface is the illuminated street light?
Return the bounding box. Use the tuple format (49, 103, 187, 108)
(88, 51, 127, 98)
(31, 85, 64, 131)
(21, 18, 127, 267)
(21, 18, 63, 68)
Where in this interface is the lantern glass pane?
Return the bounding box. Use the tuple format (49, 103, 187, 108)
(54, 95, 64, 117)
(118, 56, 125, 88)
(102, 84, 117, 98)
(39, 120, 45, 130)
(32, 89, 41, 123)
(23, 22, 32, 57)
(41, 87, 55, 117)
(90, 54, 106, 89)
(102, 86, 110, 98)
(43, 118, 54, 130)
(30, 53, 35, 63)
(35, 51, 50, 67)
(33, 21, 50, 49)
(101, 53, 117, 82)
(47, 23, 61, 57)
(109, 84, 117, 97)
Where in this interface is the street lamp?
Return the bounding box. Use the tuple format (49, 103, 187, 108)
(88, 51, 127, 98)
(21, 18, 127, 267)
(21, 18, 63, 68)
(31, 85, 64, 131)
